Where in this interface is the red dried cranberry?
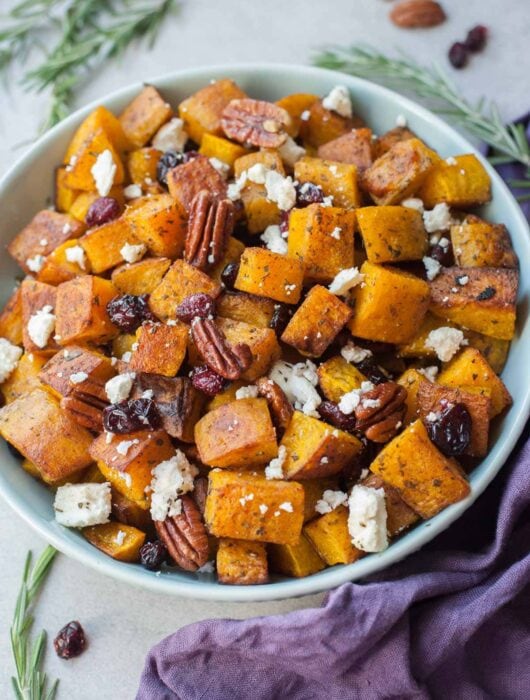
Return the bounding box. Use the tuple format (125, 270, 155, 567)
(140, 540, 168, 571)
(427, 403, 471, 456)
(103, 398, 161, 434)
(85, 197, 121, 227)
(428, 240, 454, 267)
(279, 210, 290, 235)
(318, 401, 357, 433)
(465, 25, 488, 52)
(355, 358, 392, 384)
(54, 621, 86, 660)
(156, 150, 199, 186)
(176, 293, 216, 323)
(220, 263, 240, 290)
(295, 182, 324, 207)
(269, 304, 294, 336)
(190, 365, 226, 396)
(448, 42, 469, 69)
(107, 294, 157, 333)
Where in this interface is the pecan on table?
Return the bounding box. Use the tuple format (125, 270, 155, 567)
(221, 98, 291, 148)
(354, 381, 407, 443)
(185, 190, 234, 271)
(390, 0, 446, 28)
(61, 375, 109, 431)
(191, 317, 252, 381)
(154, 495, 209, 572)
(256, 377, 293, 431)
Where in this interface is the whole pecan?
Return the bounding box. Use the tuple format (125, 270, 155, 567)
(256, 377, 293, 431)
(185, 190, 234, 270)
(191, 317, 252, 381)
(354, 382, 407, 443)
(390, 0, 446, 28)
(221, 98, 291, 148)
(154, 495, 209, 572)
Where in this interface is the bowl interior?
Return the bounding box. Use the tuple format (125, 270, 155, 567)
(1, 63, 529, 601)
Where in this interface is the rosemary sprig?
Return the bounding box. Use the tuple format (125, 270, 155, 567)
(10, 546, 58, 700)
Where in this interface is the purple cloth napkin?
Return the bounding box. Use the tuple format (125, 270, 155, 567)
(137, 116, 530, 700)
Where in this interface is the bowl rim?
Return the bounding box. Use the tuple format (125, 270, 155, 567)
(1, 62, 529, 602)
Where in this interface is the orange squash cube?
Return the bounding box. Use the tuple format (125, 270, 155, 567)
(450, 218, 517, 269)
(419, 154, 491, 208)
(83, 522, 146, 562)
(269, 535, 325, 577)
(55, 167, 79, 213)
(233, 151, 286, 233)
(294, 156, 361, 208)
(216, 539, 269, 585)
(198, 133, 248, 170)
(39, 346, 115, 399)
(304, 506, 363, 565)
(37, 240, 92, 285)
(129, 321, 188, 376)
(149, 259, 222, 320)
(217, 291, 276, 328)
(299, 100, 360, 148)
(216, 317, 281, 381)
(1, 353, 47, 404)
(0, 286, 24, 345)
(275, 93, 319, 137)
(111, 257, 171, 295)
(396, 368, 427, 425)
(127, 147, 162, 185)
(209, 236, 246, 284)
(317, 128, 374, 172)
(55, 275, 119, 345)
(20, 279, 59, 355)
(64, 106, 132, 164)
(361, 473, 419, 537)
(124, 193, 187, 258)
(64, 129, 125, 192)
(119, 85, 173, 147)
(80, 216, 138, 274)
(68, 186, 125, 222)
(356, 205, 427, 263)
(317, 356, 367, 403)
(235, 247, 304, 304)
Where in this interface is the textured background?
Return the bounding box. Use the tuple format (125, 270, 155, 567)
(1, 1, 529, 697)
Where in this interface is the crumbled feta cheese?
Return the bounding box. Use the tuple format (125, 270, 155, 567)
(341, 341, 372, 364)
(141, 389, 154, 400)
(328, 267, 364, 296)
(121, 351, 132, 363)
(0, 338, 23, 382)
(322, 195, 334, 207)
(338, 381, 375, 415)
(417, 366, 439, 382)
(300, 110, 310, 121)
(105, 372, 135, 404)
(330, 227, 342, 240)
(315, 489, 348, 514)
(426, 411, 440, 423)
(269, 360, 321, 417)
(116, 438, 139, 456)
(322, 85, 352, 118)
(235, 385, 259, 400)
(26, 255, 46, 273)
(401, 198, 424, 213)
(264, 170, 296, 211)
(91, 149, 117, 196)
(438, 237, 450, 250)
(260, 224, 288, 254)
(279, 501, 293, 513)
(149, 450, 198, 522)
(123, 184, 143, 199)
(209, 157, 230, 178)
(265, 445, 287, 480)
(105, 431, 113, 444)
(27, 305, 55, 349)
(65, 245, 87, 270)
(348, 485, 388, 553)
(54, 482, 111, 527)
(423, 256, 442, 281)
(196, 560, 215, 574)
(425, 327, 467, 362)
(65, 154, 77, 172)
(115, 530, 126, 546)
(227, 172, 247, 201)
(395, 114, 407, 127)
(456, 275, 469, 286)
(246, 163, 267, 184)
(278, 135, 306, 167)
(259, 504, 269, 515)
(239, 493, 255, 506)
(445, 156, 458, 166)
(40, 238, 48, 246)
(423, 203, 454, 233)
(152, 117, 188, 152)
(69, 371, 88, 384)
(120, 242, 146, 263)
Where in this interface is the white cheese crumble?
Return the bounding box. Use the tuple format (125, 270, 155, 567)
(259, 504, 269, 515)
(235, 385, 259, 400)
(105, 372, 135, 404)
(338, 381, 375, 415)
(279, 501, 293, 513)
(123, 184, 143, 199)
(300, 110, 310, 121)
(341, 341, 372, 364)
(328, 267, 364, 296)
(54, 482, 111, 528)
(322, 85, 352, 118)
(149, 450, 198, 522)
(278, 136, 306, 167)
(90, 149, 117, 197)
(65, 245, 87, 270)
(141, 389, 154, 400)
(347, 485, 388, 553)
(27, 305, 56, 349)
(209, 157, 230, 178)
(246, 163, 267, 184)
(120, 242, 146, 263)
(423, 203, 454, 233)
(0, 338, 23, 382)
(26, 254, 46, 273)
(395, 114, 408, 127)
(423, 256, 442, 281)
(457, 274, 469, 286)
(116, 438, 139, 456)
(425, 327, 467, 362)
(315, 489, 348, 515)
(196, 560, 215, 574)
(401, 198, 424, 213)
(264, 170, 296, 211)
(445, 156, 458, 166)
(265, 445, 287, 480)
(269, 360, 321, 417)
(239, 493, 255, 507)
(260, 224, 288, 254)
(330, 227, 342, 240)
(152, 117, 188, 152)
(417, 366, 439, 382)
(69, 371, 88, 384)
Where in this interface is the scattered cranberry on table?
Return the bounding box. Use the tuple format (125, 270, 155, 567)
(449, 25, 488, 69)
(54, 620, 86, 660)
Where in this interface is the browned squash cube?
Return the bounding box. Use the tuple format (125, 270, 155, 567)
(39, 345, 115, 399)
(450, 218, 517, 269)
(129, 321, 188, 377)
(119, 85, 172, 147)
(348, 262, 430, 344)
(0, 286, 23, 345)
(127, 147, 162, 185)
(280, 411, 362, 480)
(299, 99, 361, 148)
(216, 317, 281, 380)
(429, 266, 518, 340)
(198, 133, 248, 170)
(370, 420, 470, 519)
(463, 330, 510, 375)
(64, 106, 132, 164)
(303, 506, 363, 565)
(20, 279, 59, 355)
(111, 257, 171, 295)
(317, 128, 374, 172)
(124, 193, 187, 258)
(216, 539, 269, 585)
(149, 259, 222, 320)
(233, 151, 286, 233)
(418, 154, 491, 208)
(269, 535, 325, 578)
(361, 473, 419, 537)
(287, 204, 356, 284)
(397, 367, 430, 425)
(217, 291, 276, 328)
(281, 285, 353, 357)
(317, 356, 367, 403)
(55, 275, 119, 345)
(37, 240, 93, 285)
(83, 522, 146, 562)
(275, 93, 319, 137)
(205, 381, 245, 412)
(167, 154, 227, 212)
(111, 490, 153, 531)
(0, 389, 93, 484)
(195, 398, 277, 468)
(64, 129, 125, 192)
(361, 138, 439, 205)
(294, 156, 361, 209)
(356, 206, 427, 263)
(205, 469, 304, 545)
(373, 126, 417, 159)
(235, 247, 304, 304)
(1, 353, 47, 404)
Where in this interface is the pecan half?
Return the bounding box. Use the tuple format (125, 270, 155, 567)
(61, 375, 109, 430)
(354, 382, 407, 443)
(154, 495, 209, 572)
(221, 98, 291, 148)
(256, 377, 293, 432)
(191, 317, 252, 380)
(390, 0, 446, 28)
(185, 190, 234, 270)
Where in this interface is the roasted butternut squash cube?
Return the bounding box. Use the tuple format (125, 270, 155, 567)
(216, 539, 269, 585)
(55, 167, 79, 213)
(39, 346, 115, 399)
(437, 347, 511, 418)
(216, 317, 281, 380)
(217, 291, 276, 328)
(450, 219, 517, 269)
(112, 333, 136, 361)
(68, 186, 125, 221)
(90, 429, 174, 507)
(111, 256, 171, 295)
(317, 356, 367, 403)
(348, 261, 430, 344)
(209, 236, 246, 284)
(0, 389, 93, 484)
(281, 285, 353, 357)
(83, 522, 146, 562)
(55, 275, 119, 345)
(124, 193, 187, 258)
(235, 247, 304, 304)
(303, 506, 362, 565)
(356, 205, 427, 263)
(397, 313, 457, 359)
(419, 154, 491, 208)
(361, 473, 419, 537)
(149, 259, 222, 320)
(294, 156, 361, 208)
(38, 240, 92, 285)
(233, 151, 286, 233)
(370, 420, 470, 518)
(80, 216, 138, 274)
(64, 128, 125, 191)
(178, 78, 247, 143)
(167, 154, 227, 212)
(361, 138, 439, 205)
(1, 353, 47, 404)
(397, 368, 428, 425)
(129, 321, 188, 377)
(269, 535, 325, 577)
(276, 93, 319, 137)
(299, 99, 361, 148)
(127, 147, 162, 185)
(280, 411, 362, 480)
(119, 85, 172, 147)
(429, 266, 517, 340)
(463, 330, 509, 375)
(20, 279, 59, 355)
(205, 380, 245, 412)
(373, 126, 417, 159)
(64, 106, 131, 164)
(199, 133, 248, 170)
(111, 489, 153, 531)
(205, 469, 304, 545)
(195, 398, 277, 468)
(318, 128, 373, 172)
(0, 286, 24, 345)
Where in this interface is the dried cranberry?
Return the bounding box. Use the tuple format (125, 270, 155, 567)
(85, 197, 121, 227)
(103, 398, 161, 433)
(355, 358, 392, 384)
(427, 403, 471, 456)
(318, 401, 357, 433)
(54, 621, 86, 660)
(140, 540, 168, 571)
(107, 294, 157, 333)
(176, 293, 216, 323)
(428, 240, 454, 267)
(448, 42, 469, 69)
(295, 182, 324, 207)
(279, 210, 290, 235)
(465, 25, 488, 52)
(190, 365, 226, 396)
(269, 304, 294, 336)
(220, 263, 240, 290)
(156, 150, 198, 186)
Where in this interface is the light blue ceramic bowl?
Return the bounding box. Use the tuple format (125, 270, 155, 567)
(0, 64, 528, 601)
